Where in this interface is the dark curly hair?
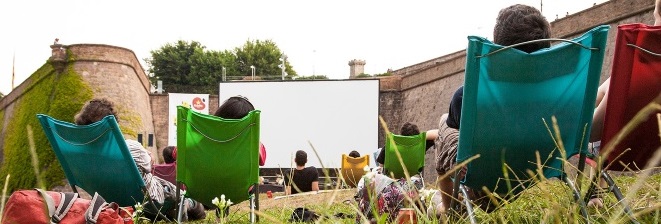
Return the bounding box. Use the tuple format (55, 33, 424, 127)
(400, 122, 420, 136)
(74, 98, 118, 125)
(493, 4, 551, 53)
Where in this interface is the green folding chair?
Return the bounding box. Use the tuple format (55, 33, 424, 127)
(36, 114, 168, 218)
(451, 25, 609, 223)
(176, 106, 261, 223)
(383, 132, 426, 179)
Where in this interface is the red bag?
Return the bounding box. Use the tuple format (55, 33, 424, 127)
(2, 189, 132, 224)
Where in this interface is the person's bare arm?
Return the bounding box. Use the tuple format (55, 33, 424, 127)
(591, 90, 608, 142)
(655, 0, 661, 26)
(311, 181, 320, 192)
(426, 129, 439, 141)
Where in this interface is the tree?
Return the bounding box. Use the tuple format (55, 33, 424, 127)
(296, 75, 329, 80)
(146, 39, 298, 94)
(234, 39, 297, 80)
(0, 91, 4, 99)
(146, 40, 202, 93)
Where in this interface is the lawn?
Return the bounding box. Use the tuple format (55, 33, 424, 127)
(180, 169, 661, 224)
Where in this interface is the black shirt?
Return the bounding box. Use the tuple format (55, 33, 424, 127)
(284, 166, 319, 194)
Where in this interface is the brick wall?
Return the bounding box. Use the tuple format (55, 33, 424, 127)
(67, 44, 157, 156)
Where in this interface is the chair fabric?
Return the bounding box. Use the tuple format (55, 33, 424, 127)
(37, 114, 146, 207)
(601, 23, 661, 171)
(383, 133, 427, 179)
(153, 163, 177, 186)
(340, 154, 370, 187)
(176, 106, 260, 207)
(457, 25, 609, 197)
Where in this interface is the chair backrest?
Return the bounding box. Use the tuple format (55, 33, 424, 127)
(340, 154, 370, 187)
(37, 114, 146, 206)
(176, 106, 260, 206)
(383, 132, 427, 179)
(601, 23, 661, 171)
(153, 163, 177, 185)
(457, 25, 609, 196)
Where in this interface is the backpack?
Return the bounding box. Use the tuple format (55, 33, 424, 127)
(2, 189, 131, 224)
(289, 207, 320, 223)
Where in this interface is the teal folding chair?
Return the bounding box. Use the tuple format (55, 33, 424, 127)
(176, 106, 261, 223)
(451, 25, 610, 222)
(383, 132, 426, 179)
(37, 114, 167, 218)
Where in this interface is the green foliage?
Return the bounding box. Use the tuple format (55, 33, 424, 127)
(355, 73, 372, 78)
(234, 39, 297, 80)
(0, 91, 4, 99)
(355, 72, 392, 78)
(295, 75, 329, 80)
(0, 61, 93, 192)
(146, 39, 298, 94)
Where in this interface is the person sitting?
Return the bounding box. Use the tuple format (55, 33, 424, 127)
(284, 150, 320, 195)
(74, 98, 205, 221)
(586, 0, 661, 208)
(152, 146, 177, 185)
(348, 150, 361, 158)
(375, 122, 436, 173)
(214, 95, 267, 166)
(162, 145, 176, 164)
(433, 4, 552, 215)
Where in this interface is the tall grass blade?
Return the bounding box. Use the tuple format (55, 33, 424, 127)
(0, 174, 10, 223)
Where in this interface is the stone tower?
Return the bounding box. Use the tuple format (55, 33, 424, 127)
(348, 59, 366, 79)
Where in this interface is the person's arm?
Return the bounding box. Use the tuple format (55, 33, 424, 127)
(655, 0, 661, 26)
(590, 90, 608, 142)
(311, 167, 320, 192)
(311, 181, 320, 192)
(426, 129, 439, 140)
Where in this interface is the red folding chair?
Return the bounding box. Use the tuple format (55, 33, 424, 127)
(586, 23, 661, 224)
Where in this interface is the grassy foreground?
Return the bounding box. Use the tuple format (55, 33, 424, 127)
(177, 170, 661, 224)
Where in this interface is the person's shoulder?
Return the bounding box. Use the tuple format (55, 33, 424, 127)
(125, 139, 143, 148)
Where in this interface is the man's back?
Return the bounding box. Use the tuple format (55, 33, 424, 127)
(286, 167, 319, 194)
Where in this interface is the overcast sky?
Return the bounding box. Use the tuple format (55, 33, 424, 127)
(0, 0, 609, 95)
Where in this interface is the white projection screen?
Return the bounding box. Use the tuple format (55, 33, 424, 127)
(218, 79, 379, 169)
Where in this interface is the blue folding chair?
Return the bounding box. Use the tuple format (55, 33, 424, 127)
(451, 25, 610, 223)
(37, 114, 168, 219)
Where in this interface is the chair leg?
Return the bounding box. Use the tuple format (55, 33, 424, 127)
(256, 184, 260, 223)
(563, 175, 589, 222)
(601, 172, 639, 224)
(176, 183, 184, 223)
(449, 169, 461, 211)
(249, 194, 256, 223)
(459, 185, 476, 224)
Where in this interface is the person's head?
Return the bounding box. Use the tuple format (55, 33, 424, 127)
(74, 98, 118, 125)
(447, 86, 464, 129)
(348, 150, 360, 158)
(294, 150, 307, 167)
(214, 95, 254, 119)
(162, 146, 177, 164)
(493, 4, 551, 53)
(400, 122, 420, 136)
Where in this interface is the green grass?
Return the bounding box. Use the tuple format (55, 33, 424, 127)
(163, 170, 661, 224)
